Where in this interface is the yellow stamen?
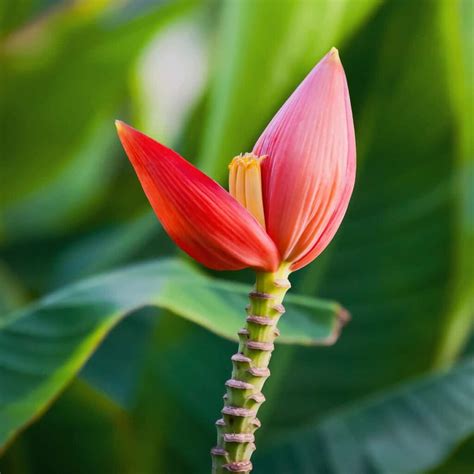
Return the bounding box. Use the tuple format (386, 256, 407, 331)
(235, 160, 247, 208)
(229, 157, 238, 199)
(228, 153, 266, 228)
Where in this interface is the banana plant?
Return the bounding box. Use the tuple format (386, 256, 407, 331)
(0, 0, 472, 473)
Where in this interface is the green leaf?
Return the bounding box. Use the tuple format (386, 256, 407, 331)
(0, 262, 27, 315)
(52, 211, 161, 285)
(429, 436, 474, 474)
(432, 0, 474, 364)
(197, 0, 381, 180)
(0, 258, 343, 450)
(0, 0, 39, 37)
(80, 308, 156, 408)
(254, 357, 474, 473)
(0, 0, 196, 242)
(0, 380, 135, 474)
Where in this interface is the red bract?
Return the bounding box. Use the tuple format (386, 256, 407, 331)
(116, 48, 356, 272)
(116, 122, 279, 271)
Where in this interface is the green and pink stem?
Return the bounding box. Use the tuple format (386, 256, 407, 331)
(211, 264, 292, 473)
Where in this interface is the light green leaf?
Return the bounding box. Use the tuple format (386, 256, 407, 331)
(433, 0, 474, 364)
(255, 357, 474, 474)
(0, 258, 343, 450)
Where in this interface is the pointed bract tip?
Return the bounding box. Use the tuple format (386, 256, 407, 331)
(327, 47, 341, 64)
(115, 120, 136, 141)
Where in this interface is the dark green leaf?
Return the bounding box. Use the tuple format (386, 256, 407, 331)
(255, 357, 474, 474)
(429, 435, 474, 474)
(0, 380, 135, 474)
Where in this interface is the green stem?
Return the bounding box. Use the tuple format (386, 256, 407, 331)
(211, 263, 292, 473)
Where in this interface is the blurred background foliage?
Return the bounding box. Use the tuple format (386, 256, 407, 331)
(0, 0, 473, 473)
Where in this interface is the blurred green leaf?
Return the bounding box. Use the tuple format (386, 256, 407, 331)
(2, 118, 116, 239)
(254, 357, 474, 474)
(429, 436, 474, 474)
(197, 0, 381, 180)
(0, 263, 27, 315)
(80, 308, 156, 408)
(0, 257, 343, 450)
(432, 0, 474, 364)
(0, 212, 162, 295)
(0, 380, 135, 474)
(51, 211, 161, 285)
(0, 0, 45, 37)
(0, 0, 196, 242)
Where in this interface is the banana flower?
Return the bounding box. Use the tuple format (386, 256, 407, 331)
(116, 47, 355, 474)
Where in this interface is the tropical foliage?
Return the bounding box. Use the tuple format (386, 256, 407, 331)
(0, 1, 472, 473)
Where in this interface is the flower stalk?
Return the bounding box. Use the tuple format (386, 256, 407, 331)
(211, 263, 292, 473)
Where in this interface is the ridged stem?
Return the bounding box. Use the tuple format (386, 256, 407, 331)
(211, 263, 292, 473)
